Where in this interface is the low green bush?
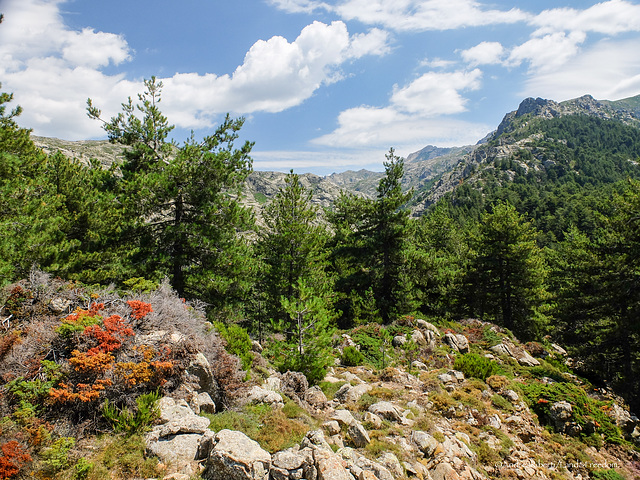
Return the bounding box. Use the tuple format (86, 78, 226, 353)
(454, 353, 503, 381)
(341, 346, 365, 366)
(520, 381, 625, 444)
(102, 391, 160, 435)
(215, 322, 253, 370)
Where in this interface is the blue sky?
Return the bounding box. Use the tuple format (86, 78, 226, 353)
(2, 0, 640, 174)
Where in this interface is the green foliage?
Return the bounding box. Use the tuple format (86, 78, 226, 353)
(329, 149, 414, 326)
(55, 314, 102, 338)
(88, 434, 160, 479)
(319, 381, 347, 400)
(215, 322, 253, 370)
(268, 278, 336, 384)
(490, 394, 514, 412)
(453, 353, 503, 381)
(467, 201, 550, 340)
(349, 324, 392, 369)
(590, 469, 625, 480)
(42, 437, 75, 473)
(122, 277, 158, 293)
(88, 77, 255, 313)
(74, 457, 93, 480)
(203, 404, 309, 453)
(520, 381, 624, 444)
(101, 391, 160, 435)
(341, 346, 365, 366)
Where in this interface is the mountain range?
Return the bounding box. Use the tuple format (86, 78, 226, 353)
(31, 93, 640, 216)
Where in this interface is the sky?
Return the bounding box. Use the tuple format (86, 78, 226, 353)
(2, 0, 640, 174)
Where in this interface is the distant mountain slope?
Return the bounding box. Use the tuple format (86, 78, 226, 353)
(30, 92, 640, 223)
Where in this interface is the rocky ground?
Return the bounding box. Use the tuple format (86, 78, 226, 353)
(146, 319, 640, 480)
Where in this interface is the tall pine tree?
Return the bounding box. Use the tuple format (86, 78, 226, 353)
(88, 78, 255, 314)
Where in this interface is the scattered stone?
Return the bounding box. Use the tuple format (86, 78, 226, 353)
(378, 452, 403, 478)
(415, 319, 441, 337)
(412, 361, 428, 370)
(517, 350, 540, 367)
(363, 412, 383, 429)
(332, 409, 356, 426)
(411, 329, 427, 346)
(264, 376, 282, 392)
(368, 401, 403, 423)
(348, 421, 371, 448)
(411, 431, 439, 457)
(438, 373, 454, 384)
(335, 383, 372, 404)
(444, 333, 469, 353)
(305, 386, 328, 407)
(323, 421, 341, 436)
(550, 401, 572, 421)
(393, 335, 407, 347)
(247, 386, 284, 408)
(314, 448, 352, 480)
(502, 390, 519, 403)
(343, 372, 365, 385)
(49, 297, 72, 313)
(191, 391, 216, 415)
(490, 344, 513, 357)
(251, 340, 263, 353)
(301, 430, 333, 451)
(430, 462, 461, 480)
(272, 448, 306, 471)
(551, 343, 567, 356)
(202, 429, 271, 480)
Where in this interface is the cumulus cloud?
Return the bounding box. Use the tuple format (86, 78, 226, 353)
(0, 0, 389, 139)
(312, 69, 487, 149)
(521, 38, 640, 101)
(271, 0, 528, 31)
(460, 42, 505, 66)
(161, 21, 390, 126)
(507, 31, 587, 73)
(531, 0, 640, 36)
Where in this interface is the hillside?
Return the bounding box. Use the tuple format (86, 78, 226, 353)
(2, 273, 640, 480)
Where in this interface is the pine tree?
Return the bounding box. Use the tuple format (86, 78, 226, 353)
(468, 201, 549, 339)
(257, 170, 331, 325)
(88, 78, 255, 312)
(329, 148, 413, 325)
(269, 279, 336, 384)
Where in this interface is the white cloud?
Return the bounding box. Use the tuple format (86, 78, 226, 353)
(460, 42, 505, 66)
(0, 0, 136, 138)
(271, 0, 528, 31)
(521, 38, 640, 101)
(390, 69, 482, 114)
(161, 21, 390, 125)
(0, 0, 389, 139)
(312, 69, 488, 149)
(531, 0, 640, 36)
(507, 31, 587, 73)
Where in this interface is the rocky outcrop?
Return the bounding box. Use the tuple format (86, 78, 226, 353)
(202, 429, 272, 480)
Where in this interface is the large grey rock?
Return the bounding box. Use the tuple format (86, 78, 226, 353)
(331, 409, 356, 426)
(147, 433, 202, 467)
(550, 401, 573, 422)
(368, 402, 403, 422)
(444, 333, 469, 353)
(191, 391, 216, 415)
(247, 385, 284, 408)
(154, 415, 211, 438)
(314, 448, 352, 480)
(363, 412, 382, 429)
(489, 343, 513, 357)
(272, 449, 307, 470)
(335, 383, 371, 404)
(430, 462, 461, 480)
(517, 349, 540, 366)
(416, 319, 441, 337)
(348, 421, 371, 448)
(411, 431, 438, 457)
(203, 429, 271, 480)
(392, 335, 407, 347)
(323, 420, 341, 436)
(377, 452, 403, 479)
(411, 329, 427, 346)
(188, 352, 220, 397)
(305, 386, 328, 407)
(301, 430, 333, 451)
